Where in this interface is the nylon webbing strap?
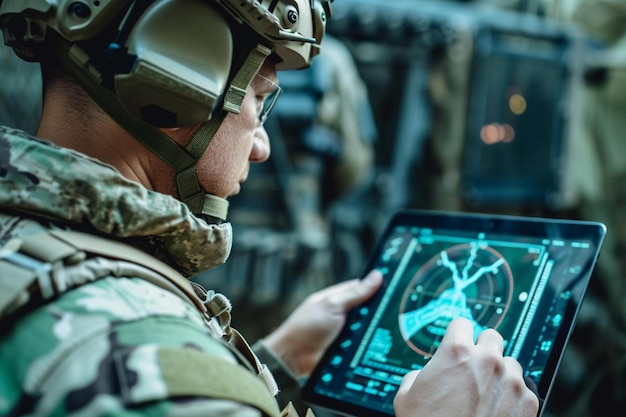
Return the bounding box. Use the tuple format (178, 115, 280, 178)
(185, 113, 225, 159)
(0, 258, 40, 316)
(201, 194, 229, 220)
(48, 230, 207, 312)
(0, 232, 79, 316)
(228, 328, 279, 396)
(0, 228, 209, 319)
(59, 41, 196, 174)
(175, 167, 229, 220)
(223, 43, 272, 114)
(158, 347, 281, 417)
(177, 113, 227, 218)
(176, 165, 204, 213)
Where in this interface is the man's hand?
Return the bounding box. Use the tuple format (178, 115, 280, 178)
(263, 270, 383, 378)
(394, 317, 540, 417)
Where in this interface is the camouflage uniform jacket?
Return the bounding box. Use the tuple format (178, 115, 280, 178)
(0, 126, 301, 416)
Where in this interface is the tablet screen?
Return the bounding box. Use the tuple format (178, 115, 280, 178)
(302, 210, 606, 417)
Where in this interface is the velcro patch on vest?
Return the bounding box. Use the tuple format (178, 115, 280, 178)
(114, 345, 280, 416)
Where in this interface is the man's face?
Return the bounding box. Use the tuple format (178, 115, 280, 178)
(174, 60, 278, 199)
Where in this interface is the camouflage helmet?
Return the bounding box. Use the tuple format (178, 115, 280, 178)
(0, 0, 333, 221)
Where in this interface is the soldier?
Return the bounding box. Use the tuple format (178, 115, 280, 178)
(0, 1, 538, 417)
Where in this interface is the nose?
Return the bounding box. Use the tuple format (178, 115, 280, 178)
(250, 126, 271, 163)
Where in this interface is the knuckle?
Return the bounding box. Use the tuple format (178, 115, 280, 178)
(478, 349, 506, 375)
(512, 382, 541, 416)
(525, 390, 540, 413)
(503, 371, 526, 393)
(523, 386, 539, 403)
(445, 339, 472, 359)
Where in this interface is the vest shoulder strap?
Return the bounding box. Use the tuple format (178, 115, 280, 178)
(158, 346, 281, 417)
(51, 229, 206, 311)
(0, 229, 206, 317)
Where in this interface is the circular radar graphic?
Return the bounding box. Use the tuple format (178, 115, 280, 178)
(398, 242, 513, 356)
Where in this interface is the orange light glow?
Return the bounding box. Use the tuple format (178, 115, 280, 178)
(480, 123, 516, 145)
(509, 93, 527, 115)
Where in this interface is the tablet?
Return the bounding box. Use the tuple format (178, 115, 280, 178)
(302, 210, 606, 417)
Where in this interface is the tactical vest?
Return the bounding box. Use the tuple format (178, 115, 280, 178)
(0, 229, 313, 417)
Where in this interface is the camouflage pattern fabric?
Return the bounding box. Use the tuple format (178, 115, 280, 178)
(0, 127, 295, 416)
(0, 127, 233, 276)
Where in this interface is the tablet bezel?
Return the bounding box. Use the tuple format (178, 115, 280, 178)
(302, 209, 606, 417)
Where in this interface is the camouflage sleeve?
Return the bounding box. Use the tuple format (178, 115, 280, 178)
(0, 277, 278, 416)
(252, 340, 313, 417)
(252, 340, 301, 409)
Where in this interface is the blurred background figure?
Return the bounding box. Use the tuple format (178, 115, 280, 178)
(192, 35, 378, 341)
(0, 42, 41, 134)
(539, 1, 626, 415)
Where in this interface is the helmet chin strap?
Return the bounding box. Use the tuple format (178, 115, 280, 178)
(54, 30, 271, 222)
(177, 43, 272, 221)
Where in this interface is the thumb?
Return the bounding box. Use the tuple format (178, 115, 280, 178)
(327, 270, 383, 312)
